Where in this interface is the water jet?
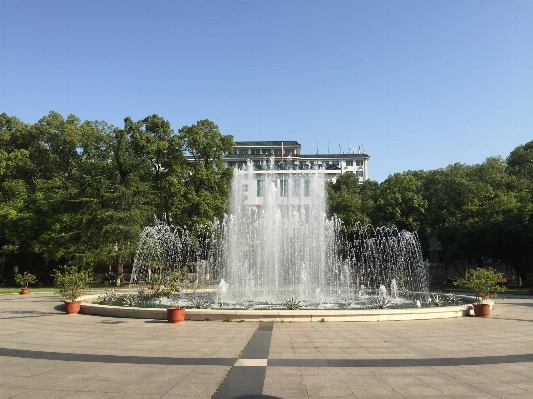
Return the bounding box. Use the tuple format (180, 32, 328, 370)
(84, 161, 473, 320)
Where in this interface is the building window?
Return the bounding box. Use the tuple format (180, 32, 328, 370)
(356, 171, 363, 177)
(274, 149, 281, 156)
(238, 149, 248, 155)
(280, 179, 289, 197)
(345, 160, 353, 166)
(304, 180, 310, 197)
(292, 180, 300, 197)
(263, 149, 271, 154)
(251, 149, 261, 155)
(256, 180, 263, 197)
(355, 160, 363, 166)
(331, 161, 339, 167)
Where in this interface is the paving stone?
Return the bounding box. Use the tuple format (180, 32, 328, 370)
(1, 293, 532, 399)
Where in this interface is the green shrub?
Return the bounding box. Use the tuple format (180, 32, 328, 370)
(14, 271, 38, 288)
(454, 267, 507, 304)
(51, 266, 93, 302)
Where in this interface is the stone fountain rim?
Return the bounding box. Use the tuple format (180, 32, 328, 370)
(78, 293, 479, 322)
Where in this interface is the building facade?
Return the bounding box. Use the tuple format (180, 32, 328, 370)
(224, 141, 369, 182)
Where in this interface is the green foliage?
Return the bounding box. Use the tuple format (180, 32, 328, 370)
(454, 267, 507, 304)
(152, 270, 186, 299)
(525, 272, 533, 289)
(327, 144, 532, 283)
(177, 120, 234, 230)
(420, 157, 529, 273)
(0, 112, 236, 284)
(376, 172, 427, 232)
(2, 110, 531, 287)
(327, 173, 374, 228)
(507, 140, 533, 191)
(14, 271, 37, 288)
(51, 265, 93, 301)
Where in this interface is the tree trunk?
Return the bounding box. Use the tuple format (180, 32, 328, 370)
(116, 256, 124, 287)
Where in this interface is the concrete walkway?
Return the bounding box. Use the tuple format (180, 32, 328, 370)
(1, 293, 532, 399)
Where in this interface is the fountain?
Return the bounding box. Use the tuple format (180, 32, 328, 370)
(206, 161, 430, 307)
(83, 160, 472, 320)
(126, 161, 431, 309)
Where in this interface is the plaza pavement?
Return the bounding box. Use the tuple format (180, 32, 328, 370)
(0, 293, 532, 399)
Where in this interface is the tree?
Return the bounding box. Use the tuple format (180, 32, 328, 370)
(126, 115, 186, 222)
(177, 120, 234, 230)
(375, 172, 427, 232)
(420, 153, 532, 282)
(95, 121, 156, 285)
(421, 162, 493, 265)
(507, 140, 533, 190)
(490, 140, 533, 281)
(0, 114, 33, 280)
(327, 173, 373, 229)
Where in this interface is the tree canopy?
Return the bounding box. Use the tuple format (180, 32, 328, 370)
(0, 112, 233, 284)
(1, 110, 531, 285)
(327, 140, 533, 282)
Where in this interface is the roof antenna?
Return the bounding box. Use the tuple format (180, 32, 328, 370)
(339, 143, 343, 154)
(316, 142, 318, 155)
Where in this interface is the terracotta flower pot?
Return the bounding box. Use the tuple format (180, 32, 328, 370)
(20, 288, 29, 295)
(483, 294, 490, 299)
(64, 301, 81, 314)
(151, 284, 158, 290)
(473, 303, 491, 317)
(167, 307, 185, 323)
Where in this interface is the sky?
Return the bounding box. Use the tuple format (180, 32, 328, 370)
(1, 0, 532, 183)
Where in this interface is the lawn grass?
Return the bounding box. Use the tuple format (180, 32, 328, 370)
(430, 284, 530, 295)
(0, 286, 133, 294)
(2, 285, 529, 295)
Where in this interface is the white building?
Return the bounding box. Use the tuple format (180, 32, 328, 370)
(224, 141, 369, 182)
(223, 141, 369, 207)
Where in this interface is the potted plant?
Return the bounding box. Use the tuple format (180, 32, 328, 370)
(14, 271, 38, 295)
(152, 270, 186, 323)
(51, 266, 93, 314)
(454, 267, 507, 317)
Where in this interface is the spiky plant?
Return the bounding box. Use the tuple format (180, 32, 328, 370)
(123, 294, 139, 306)
(283, 297, 302, 310)
(98, 290, 118, 304)
(445, 293, 461, 306)
(374, 295, 391, 309)
(192, 297, 209, 309)
(431, 291, 443, 307)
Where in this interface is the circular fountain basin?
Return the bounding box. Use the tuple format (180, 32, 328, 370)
(78, 293, 477, 322)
